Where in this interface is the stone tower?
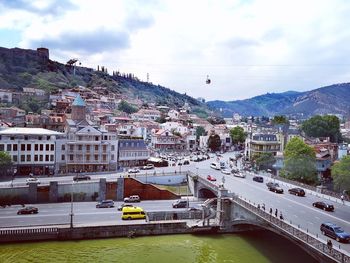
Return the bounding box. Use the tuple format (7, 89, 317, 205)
(37, 47, 49, 60)
(71, 94, 86, 122)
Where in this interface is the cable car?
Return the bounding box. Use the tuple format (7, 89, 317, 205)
(206, 75, 211, 84)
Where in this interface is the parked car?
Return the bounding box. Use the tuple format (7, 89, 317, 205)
(17, 206, 38, 215)
(96, 200, 115, 208)
(267, 183, 284, 194)
(172, 199, 189, 208)
(141, 164, 154, 170)
(210, 162, 220, 170)
(253, 176, 264, 183)
(221, 168, 231, 175)
(183, 160, 190, 165)
(124, 195, 141, 203)
(266, 181, 277, 188)
(312, 201, 334, 211)
(288, 187, 306, 197)
(73, 175, 91, 182)
(128, 168, 140, 173)
(207, 175, 217, 181)
(26, 178, 40, 185)
(320, 222, 350, 243)
(117, 204, 134, 211)
(233, 172, 245, 178)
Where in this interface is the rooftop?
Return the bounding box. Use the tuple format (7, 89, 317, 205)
(0, 127, 64, 136)
(72, 94, 86, 107)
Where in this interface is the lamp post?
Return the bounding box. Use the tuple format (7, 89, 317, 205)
(70, 182, 74, 228)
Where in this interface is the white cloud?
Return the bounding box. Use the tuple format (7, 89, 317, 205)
(1, 0, 350, 101)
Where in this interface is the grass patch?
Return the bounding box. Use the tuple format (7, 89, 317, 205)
(156, 184, 191, 196)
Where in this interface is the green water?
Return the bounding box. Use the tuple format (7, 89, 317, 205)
(0, 231, 317, 263)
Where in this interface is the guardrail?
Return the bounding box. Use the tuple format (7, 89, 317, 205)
(0, 227, 58, 236)
(232, 196, 350, 263)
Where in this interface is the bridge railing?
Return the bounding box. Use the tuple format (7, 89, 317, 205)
(232, 196, 350, 263)
(0, 227, 58, 236)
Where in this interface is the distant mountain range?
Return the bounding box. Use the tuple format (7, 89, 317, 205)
(0, 46, 207, 115)
(207, 83, 350, 118)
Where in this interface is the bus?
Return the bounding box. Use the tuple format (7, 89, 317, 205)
(121, 206, 146, 220)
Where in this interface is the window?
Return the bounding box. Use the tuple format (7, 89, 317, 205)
(70, 145, 74, 151)
(6, 144, 11, 151)
(61, 145, 65, 151)
(21, 155, 25, 162)
(111, 154, 114, 160)
(34, 155, 38, 161)
(78, 145, 82, 151)
(38, 136, 42, 141)
(94, 155, 98, 161)
(39, 155, 43, 161)
(13, 144, 17, 151)
(86, 155, 90, 161)
(27, 144, 31, 151)
(50, 155, 54, 162)
(26, 155, 31, 162)
(46, 144, 49, 151)
(45, 155, 49, 161)
(95, 136, 99, 141)
(13, 155, 17, 162)
(40, 144, 43, 151)
(50, 144, 54, 151)
(21, 144, 25, 151)
(69, 155, 73, 161)
(95, 145, 98, 151)
(24, 136, 28, 140)
(61, 155, 65, 161)
(86, 145, 90, 151)
(35, 144, 39, 151)
(111, 145, 115, 151)
(10, 137, 14, 140)
(103, 145, 107, 151)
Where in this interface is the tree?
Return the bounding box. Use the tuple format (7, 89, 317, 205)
(207, 134, 221, 152)
(331, 156, 350, 194)
(282, 137, 317, 184)
(229, 127, 247, 145)
(272, 115, 289, 125)
(0, 151, 12, 180)
(117, 100, 138, 114)
(252, 152, 275, 171)
(301, 115, 341, 143)
(196, 126, 206, 140)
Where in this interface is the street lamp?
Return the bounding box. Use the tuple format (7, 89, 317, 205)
(70, 182, 74, 228)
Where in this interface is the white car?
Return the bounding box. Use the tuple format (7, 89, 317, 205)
(221, 168, 231, 175)
(128, 168, 140, 174)
(26, 178, 40, 184)
(234, 172, 246, 178)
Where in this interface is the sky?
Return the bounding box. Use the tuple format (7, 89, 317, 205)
(1, 0, 350, 101)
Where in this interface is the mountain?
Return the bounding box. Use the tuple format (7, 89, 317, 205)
(0, 46, 206, 112)
(207, 84, 350, 118)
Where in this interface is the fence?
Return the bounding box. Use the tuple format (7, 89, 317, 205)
(147, 210, 203, 222)
(232, 196, 350, 263)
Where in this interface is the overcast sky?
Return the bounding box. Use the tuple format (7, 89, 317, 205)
(1, 0, 350, 101)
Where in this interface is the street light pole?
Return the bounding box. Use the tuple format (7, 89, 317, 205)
(70, 182, 74, 228)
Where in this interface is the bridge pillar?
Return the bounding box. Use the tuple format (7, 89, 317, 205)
(99, 178, 106, 201)
(49, 181, 58, 203)
(28, 183, 38, 204)
(116, 177, 124, 201)
(216, 187, 231, 227)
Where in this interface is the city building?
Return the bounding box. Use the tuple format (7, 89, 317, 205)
(117, 137, 150, 169)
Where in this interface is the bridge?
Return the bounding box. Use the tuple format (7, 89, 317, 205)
(187, 171, 350, 263)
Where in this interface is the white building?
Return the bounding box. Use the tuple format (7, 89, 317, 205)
(0, 127, 64, 176)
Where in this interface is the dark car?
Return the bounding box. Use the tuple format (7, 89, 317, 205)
(267, 184, 284, 194)
(253, 176, 264, 183)
(312, 201, 334, 211)
(96, 200, 114, 208)
(288, 187, 305, 197)
(320, 222, 350, 243)
(117, 204, 134, 211)
(172, 199, 189, 208)
(73, 175, 91, 182)
(17, 206, 38, 215)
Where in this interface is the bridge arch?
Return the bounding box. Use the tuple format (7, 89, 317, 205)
(198, 187, 217, 198)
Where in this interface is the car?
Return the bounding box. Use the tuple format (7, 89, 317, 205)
(288, 187, 306, 197)
(312, 201, 334, 211)
(73, 175, 91, 182)
(128, 168, 140, 173)
(221, 168, 231, 175)
(266, 181, 278, 188)
(253, 176, 264, 183)
(320, 223, 350, 243)
(26, 178, 40, 184)
(117, 204, 134, 211)
(187, 206, 201, 212)
(96, 199, 115, 208)
(267, 184, 284, 194)
(207, 175, 216, 181)
(124, 195, 141, 203)
(17, 206, 38, 215)
(172, 199, 189, 208)
(233, 172, 245, 178)
(183, 160, 190, 165)
(210, 162, 220, 170)
(141, 164, 154, 170)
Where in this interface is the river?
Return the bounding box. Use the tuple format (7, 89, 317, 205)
(0, 230, 317, 263)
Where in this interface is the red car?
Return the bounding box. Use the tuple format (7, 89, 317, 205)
(207, 175, 216, 181)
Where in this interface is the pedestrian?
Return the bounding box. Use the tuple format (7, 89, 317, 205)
(275, 208, 278, 217)
(269, 208, 272, 215)
(262, 203, 266, 211)
(327, 239, 333, 251)
(341, 195, 345, 205)
(279, 212, 284, 220)
(257, 204, 260, 209)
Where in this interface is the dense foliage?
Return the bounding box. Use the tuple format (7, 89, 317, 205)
(195, 126, 206, 140)
(229, 127, 247, 145)
(331, 156, 350, 194)
(0, 151, 12, 180)
(252, 152, 275, 171)
(117, 100, 138, 114)
(282, 137, 317, 184)
(272, 115, 289, 125)
(301, 115, 341, 143)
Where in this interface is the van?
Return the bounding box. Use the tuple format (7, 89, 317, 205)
(210, 162, 220, 170)
(124, 195, 141, 203)
(172, 199, 189, 208)
(121, 206, 146, 220)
